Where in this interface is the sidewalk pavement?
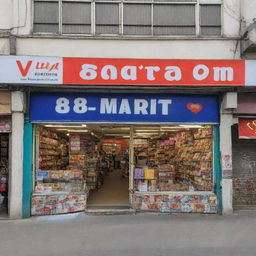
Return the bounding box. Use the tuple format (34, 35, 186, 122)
(0, 211, 256, 256)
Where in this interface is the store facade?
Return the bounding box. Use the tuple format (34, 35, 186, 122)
(28, 92, 221, 215)
(2, 55, 256, 217)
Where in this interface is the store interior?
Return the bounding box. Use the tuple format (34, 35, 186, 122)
(0, 134, 9, 216)
(33, 123, 214, 214)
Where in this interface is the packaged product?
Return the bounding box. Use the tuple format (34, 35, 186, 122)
(144, 168, 158, 180)
(134, 168, 144, 179)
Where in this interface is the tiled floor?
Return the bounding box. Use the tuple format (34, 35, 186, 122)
(87, 169, 130, 206)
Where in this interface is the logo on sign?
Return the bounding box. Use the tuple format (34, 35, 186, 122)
(186, 103, 203, 114)
(16, 60, 60, 77)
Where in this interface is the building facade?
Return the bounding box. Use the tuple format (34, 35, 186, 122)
(0, 0, 256, 218)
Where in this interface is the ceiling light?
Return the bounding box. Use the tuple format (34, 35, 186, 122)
(161, 126, 183, 129)
(135, 129, 160, 132)
(179, 125, 203, 128)
(44, 124, 84, 128)
(56, 129, 88, 132)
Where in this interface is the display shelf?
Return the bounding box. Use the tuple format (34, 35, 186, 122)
(134, 127, 213, 192)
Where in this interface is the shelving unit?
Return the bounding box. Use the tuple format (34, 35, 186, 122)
(133, 127, 213, 192)
(39, 128, 69, 170)
(0, 134, 8, 209)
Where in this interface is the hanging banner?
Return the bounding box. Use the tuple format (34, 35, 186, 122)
(29, 93, 219, 123)
(1, 55, 256, 86)
(239, 118, 256, 139)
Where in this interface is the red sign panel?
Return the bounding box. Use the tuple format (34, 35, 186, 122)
(63, 58, 245, 86)
(239, 118, 256, 139)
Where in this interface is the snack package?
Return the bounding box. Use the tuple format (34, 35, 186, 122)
(134, 168, 144, 179)
(144, 169, 158, 180)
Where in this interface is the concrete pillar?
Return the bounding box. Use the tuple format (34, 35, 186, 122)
(219, 92, 237, 215)
(9, 91, 25, 219)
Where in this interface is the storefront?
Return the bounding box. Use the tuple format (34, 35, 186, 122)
(3, 55, 256, 217)
(0, 92, 11, 216)
(28, 92, 221, 215)
(232, 94, 256, 210)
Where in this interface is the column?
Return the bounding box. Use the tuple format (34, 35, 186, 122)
(219, 92, 237, 215)
(9, 91, 25, 218)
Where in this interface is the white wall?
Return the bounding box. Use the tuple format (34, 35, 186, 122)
(223, 0, 241, 37)
(0, 39, 10, 55)
(17, 38, 240, 59)
(241, 0, 256, 29)
(0, 0, 13, 30)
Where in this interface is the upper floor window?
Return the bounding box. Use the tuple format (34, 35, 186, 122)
(33, 0, 222, 37)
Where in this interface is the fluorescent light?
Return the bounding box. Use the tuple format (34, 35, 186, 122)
(179, 125, 203, 128)
(44, 124, 84, 128)
(105, 134, 126, 136)
(102, 127, 130, 130)
(136, 132, 159, 135)
(56, 129, 88, 132)
(135, 129, 160, 132)
(161, 126, 183, 129)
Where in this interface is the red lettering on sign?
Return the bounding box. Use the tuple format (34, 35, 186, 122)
(16, 60, 33, 77)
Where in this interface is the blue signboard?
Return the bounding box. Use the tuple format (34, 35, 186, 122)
(29, 93, 219, 123)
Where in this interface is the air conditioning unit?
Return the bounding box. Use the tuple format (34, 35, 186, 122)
(241, 21, 256, 55)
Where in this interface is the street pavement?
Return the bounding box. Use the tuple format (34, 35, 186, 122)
(0, 211, 256, 256)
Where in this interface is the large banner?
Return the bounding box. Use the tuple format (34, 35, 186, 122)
(0, 55, 256, 86)
(30, 93, 219, 123)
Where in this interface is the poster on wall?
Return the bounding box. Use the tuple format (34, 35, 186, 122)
(239, 118, 256, 139)
(221, 154, 233, 179)
(29, 93, 219, 123)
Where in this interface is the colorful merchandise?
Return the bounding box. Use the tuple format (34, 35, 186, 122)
(132, 194, 217, 213)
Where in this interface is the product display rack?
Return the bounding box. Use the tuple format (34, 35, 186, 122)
(0, 134, 8, 209)
(69, 134, 101, 191)
(39, 128, 69, 170)
(32, 128, 88, 216)
(133, 127, 213, 192)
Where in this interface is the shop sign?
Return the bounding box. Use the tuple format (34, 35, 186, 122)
(239, 118, 256, 139)
(2, 55, 256, 86)
(0, 56, 62, 84)
(63, 58, 244, 86)
(30, 93, 219, 123)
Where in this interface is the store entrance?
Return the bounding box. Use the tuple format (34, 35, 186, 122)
(32, 123, 215, 215)
(33, 124, 132, 213)
(87, 137, 130, 208)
